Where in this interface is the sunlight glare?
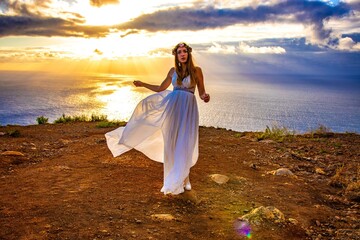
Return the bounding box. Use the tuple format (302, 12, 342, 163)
(96, 83, 148, 121)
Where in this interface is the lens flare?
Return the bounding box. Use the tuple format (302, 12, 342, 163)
(234, 220, 252, 239)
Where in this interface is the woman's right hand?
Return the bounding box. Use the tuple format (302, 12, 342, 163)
(133, 80, 143, 87)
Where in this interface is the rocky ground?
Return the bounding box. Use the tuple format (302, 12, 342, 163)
(0, 122, 359, 240)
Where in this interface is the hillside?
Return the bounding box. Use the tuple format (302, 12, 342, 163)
(0, 122, 359, 239)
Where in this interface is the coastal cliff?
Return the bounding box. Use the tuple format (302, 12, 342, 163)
(1, 122, 359, 239)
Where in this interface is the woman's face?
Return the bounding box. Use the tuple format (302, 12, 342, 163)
(176, 46, 188, 64)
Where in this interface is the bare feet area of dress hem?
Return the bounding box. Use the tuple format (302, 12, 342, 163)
(1, 122, 359, 239)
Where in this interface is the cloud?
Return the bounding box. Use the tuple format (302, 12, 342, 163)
(207, 42, 237, 54)
(336, 36, 360, 51)
(89, 0, 119, 7)
(0, 0, 358, 52)
(117, 1, 352, 46)
(120, 30, 139, 38)
(118, 2, 350, 31)
(0, 15, 110, 37)
(238, 42, 286, 54)
(0, 47, 71, 62)
(94, 48, 103, 55)
(0, 0, 52, 17)
(205, 42, 286, 54)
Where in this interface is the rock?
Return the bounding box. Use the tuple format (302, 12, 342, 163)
(288, 218, 299, 225)
(249, 163, 258, 170)
(248, 149, 256, 154)
(315, 167, 326, 175)
(234, 176, 247, 184)
(181, 190, 201, 205)
(0, 132, 6, 136)
(151, 214, 175, 221)
(259, 139, 277, 144)
(239, 206, 286, 226)
(335, 229, 360, 239)
(345, 181, 360, 202)
(281, 152, 292, 158)
(210, 174, 230, 184)
(1, 151, 25, 156)
(274, 168, 294, 176)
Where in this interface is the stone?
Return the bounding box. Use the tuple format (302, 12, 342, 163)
(315, 168, 326, 175)
(239, 206, 286, 226)
(345, 181, 360, 202)
(259, 139, 277, 144)
(181, 190, 201, 205)
(248, 149, 256, 154)
(1, 151, 25, 156)
(288, 218, 299, 225)
(274, 168, 294, 176)
(210, 174, 230, 184)
(249, 163, 258, 170)
(151, 214, 175, 221)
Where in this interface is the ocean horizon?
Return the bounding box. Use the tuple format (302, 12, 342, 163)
(0, 70, 359, 133)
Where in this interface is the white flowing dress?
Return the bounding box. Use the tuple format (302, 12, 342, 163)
(105, 72, 199, 195)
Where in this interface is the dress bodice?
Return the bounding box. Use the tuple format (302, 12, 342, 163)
(172, 72, 195, 93)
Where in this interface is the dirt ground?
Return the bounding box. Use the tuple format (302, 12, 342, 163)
(0, 122, 359, 240)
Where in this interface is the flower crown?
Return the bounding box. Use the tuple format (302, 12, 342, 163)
(172, 42, 192, 55)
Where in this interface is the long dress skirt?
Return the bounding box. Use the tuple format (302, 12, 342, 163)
(105, 89, 199, 195)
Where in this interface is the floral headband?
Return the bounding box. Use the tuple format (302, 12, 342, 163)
(172, 42, 192, 55)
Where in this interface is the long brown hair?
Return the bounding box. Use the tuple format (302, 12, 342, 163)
(172, 42, 197, 87)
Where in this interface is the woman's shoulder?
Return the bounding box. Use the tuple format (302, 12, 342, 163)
(195, 66, 202, 71)
(167, 67, 175, 78)
(194, 66, 203, 75)
(168, 67, 175, 75)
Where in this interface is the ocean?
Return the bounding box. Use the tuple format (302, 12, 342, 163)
(0, 70, 359, 133)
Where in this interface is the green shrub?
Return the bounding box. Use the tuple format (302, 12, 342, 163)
(308, 124, 333, 138)
(96, 121, 126, 128)
(54, 114, 73, 123)
(90, 114, 108, 122)
(54, 113, 110, 124)
(71, 115, 84, 122)
(256, 124, 295, 142)
(36, 116, 48, 124)
(7, 129, 20, 137)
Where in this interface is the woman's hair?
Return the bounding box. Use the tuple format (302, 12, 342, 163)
(172, 42, 197, 87)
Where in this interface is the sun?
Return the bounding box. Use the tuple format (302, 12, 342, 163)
(68, 1, 147, 26)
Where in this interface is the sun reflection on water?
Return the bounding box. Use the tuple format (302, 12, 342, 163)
(95, 82, 149, 121)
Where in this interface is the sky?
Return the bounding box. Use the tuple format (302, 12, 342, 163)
(0, 0, 359, 81)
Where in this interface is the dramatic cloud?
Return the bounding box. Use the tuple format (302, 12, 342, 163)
(0, 0, 358, 52)
(0, 15, 110, 37)
(118, 2, 350, 33)
(89, 0, 119, 7)
(0, 0, 52, 17)
(115, 1, 358, 49)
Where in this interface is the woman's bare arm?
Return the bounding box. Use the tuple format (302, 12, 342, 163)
(133, 68, 174, 92)
(196, 67, 210, 103)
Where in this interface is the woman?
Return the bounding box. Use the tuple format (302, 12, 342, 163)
(105, 42, 210, 195)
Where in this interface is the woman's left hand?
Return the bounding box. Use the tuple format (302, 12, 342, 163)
(201, 93, 210, 103)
